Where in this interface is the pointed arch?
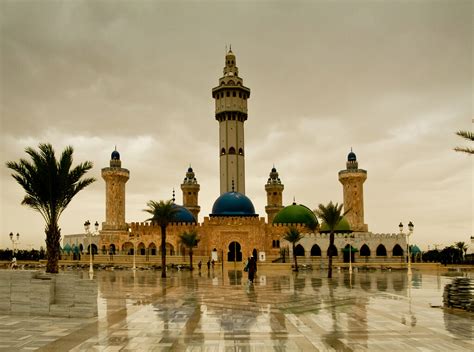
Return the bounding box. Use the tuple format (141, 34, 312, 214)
(221, 148, 226, 155)
(148, 243, 157, 255)
(392, 244, 404, 256)
(238, 148, 244, 155)
(360, 244, 371, 257)
(228, 147, 236, 154)
(327, 244, 338, 257)
(310, 244, 321, 256)
(376, 244, 387, 256)
(294, 244, 305, 257)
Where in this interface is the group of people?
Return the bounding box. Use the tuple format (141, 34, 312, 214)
(197, 259, 215, 271)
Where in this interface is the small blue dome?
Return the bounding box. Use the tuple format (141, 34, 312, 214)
(111, 150, 120, 160)
(211, 192, 258, 217)
(348, 151, 356, 162)
(172, 204, 196, 223)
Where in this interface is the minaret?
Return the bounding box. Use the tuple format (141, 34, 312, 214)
(180, 166, 200, 221)
(338, 149, 368, 232)
(265, 166, 284, 223)
(101, 148, 130, 231)
(212, 47, 251, 194)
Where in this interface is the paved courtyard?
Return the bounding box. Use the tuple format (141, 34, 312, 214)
(0, 267, 472, 351)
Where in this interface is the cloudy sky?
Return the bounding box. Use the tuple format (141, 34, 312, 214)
(0, 0, 472, 251)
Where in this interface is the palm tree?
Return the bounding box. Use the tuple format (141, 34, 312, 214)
(455, 241, 468, 262)
(283, 227, 303, 272)
(144, 200, 179, 278)
(179, 230, 200, 270)
(454, 130, 474, 154)
(314, 201, 347, 278)
(6, 143, 95, 273)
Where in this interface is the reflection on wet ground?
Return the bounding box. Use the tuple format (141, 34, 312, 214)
(1, 268, 472, 351)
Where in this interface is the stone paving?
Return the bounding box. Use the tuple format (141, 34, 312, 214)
(0, 268, 472, 351)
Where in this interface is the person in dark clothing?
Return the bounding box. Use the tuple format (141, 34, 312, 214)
(248, 256, 257, 283)
(207, 259, 211, 270)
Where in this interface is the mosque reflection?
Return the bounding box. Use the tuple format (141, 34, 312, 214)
(96, 270, 423, 350)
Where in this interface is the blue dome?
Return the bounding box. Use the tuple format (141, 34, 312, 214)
(111, 150, 120, 160)
(172, 204, 196, 223)
(211, 192, 258, 217)
(348, 151, 356, 162)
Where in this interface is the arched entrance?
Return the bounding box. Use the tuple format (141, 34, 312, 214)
(228, 241, 242, 262)
(343, 244, 355, 263)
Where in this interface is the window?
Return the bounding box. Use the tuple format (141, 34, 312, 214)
(226, 91, 230, 97)
(239, 92, 242, 98)
(233, 91, 236, 97)
(376, 244, 387, 256)
(221, 148, 226, 155)
(238, 148, 244, 155)
(229, 147, 236, 154)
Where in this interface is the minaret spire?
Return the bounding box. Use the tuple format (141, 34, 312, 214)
(212, 48, 251, 194)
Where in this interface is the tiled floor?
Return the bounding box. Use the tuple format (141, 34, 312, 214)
(0, 268, 472, 351)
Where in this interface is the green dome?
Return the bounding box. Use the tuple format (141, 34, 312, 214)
(273, 203, 318, 230)
(319, 217, 352, 233)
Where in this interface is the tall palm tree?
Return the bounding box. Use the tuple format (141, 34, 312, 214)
(454, 130, 474, 154)
(144, 200, 179, 278)
(179, 230, 200, 271)
(6, 143, 95, 273)
(455, 241, 468, 262)
(314, 201, 347, 278)
(283, 227, 303, 272)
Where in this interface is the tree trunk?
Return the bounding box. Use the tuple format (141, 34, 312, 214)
(293, 243, 298, 272)
(189, 248, 193, 271)
(45, 222, 61, 273)
(328, 232, 334, 278)
(161, 225, 167, 278)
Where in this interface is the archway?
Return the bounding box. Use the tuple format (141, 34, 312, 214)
(327, 244, 338, 257)
(87, 244, 98, 255)
(376, 244, 387, 256)
(392, 244, 404, 256)
(137, 242, 146, 255)
(228, 241, 242, 262)
(343, 244, 355, 263)
(109, 244, 116, 255)
(294, 244, 305, 256)
(122, 242, 133, 255)
(311, 244, 321, 256)
(148, 243, 157, 256)
(360, 244, 371, 257)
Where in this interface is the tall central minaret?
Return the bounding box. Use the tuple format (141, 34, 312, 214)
(212, 48, 251, 194)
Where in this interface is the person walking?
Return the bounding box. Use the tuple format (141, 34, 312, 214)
(198, 260, 202, 271)
(248, 256, 256, 283)
(207, 259, 211, 270)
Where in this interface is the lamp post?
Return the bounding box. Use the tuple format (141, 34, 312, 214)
(84, 220, 100, 275)
(128, 228, 139, 271)
(399, 221, 414, 276)
(9, 232, 20, 255)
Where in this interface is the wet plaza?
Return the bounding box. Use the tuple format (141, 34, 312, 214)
(0, 268, 472, 351)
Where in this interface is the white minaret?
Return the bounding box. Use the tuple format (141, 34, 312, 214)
(212, 47, 250, 194)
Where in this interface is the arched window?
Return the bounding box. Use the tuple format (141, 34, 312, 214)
(233, 91, 236, 97)
(294, 244, 305, 257)
(392, 244, 404, 256)
(221, 148, 226, 155)
(276, 240, 280, 248)
(360, 244, 371, 256)
(238, 148, 244, 155)
(376, 244, 387, 256)
(149, 243, 157, 256)
(311, 244, 321, 256)
(272, 240, 276, 248)
(327, 244, 338, 257)
(229, 147, 236, 154)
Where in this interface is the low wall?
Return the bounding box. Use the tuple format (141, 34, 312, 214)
(0, 270, 97, 318)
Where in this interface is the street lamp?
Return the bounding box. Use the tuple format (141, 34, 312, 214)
(399, 221, 414, 276)
(84, 220, 100, 275)
(9, 232, 20, 254)
(128, 228, 139, 271)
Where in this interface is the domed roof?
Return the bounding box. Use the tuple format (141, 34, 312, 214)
(188, 166, 193, 172)
(319, 217, 352, 233)
(111, 150, 120, 160)
(411, 245, 421, 254)
(171, 204, 196, 223)
(211, 192, 257, 217)
(273, 203, 318, 230)
(348, 151, 356, 162)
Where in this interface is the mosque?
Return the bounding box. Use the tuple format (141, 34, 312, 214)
(64, 49, 407, 265)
